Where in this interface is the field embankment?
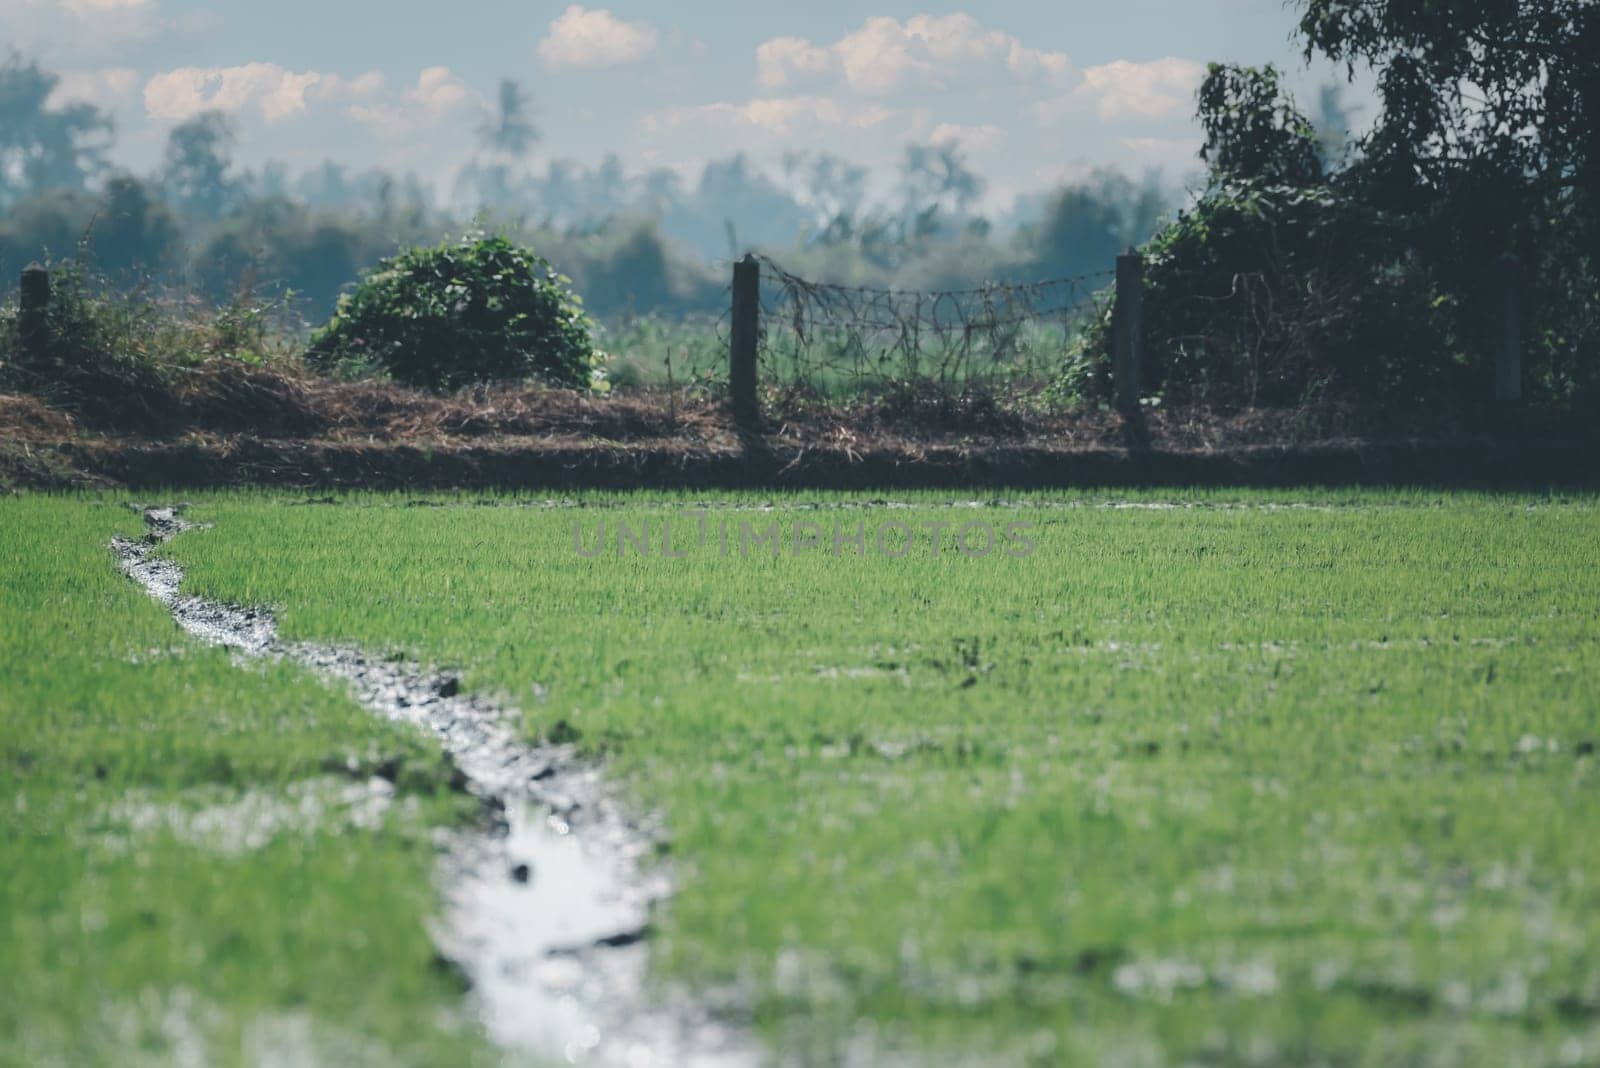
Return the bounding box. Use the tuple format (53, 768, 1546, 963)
(3, 381, 1593, 492)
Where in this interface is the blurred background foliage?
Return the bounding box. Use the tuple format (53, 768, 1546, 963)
(0, 53, 1175, 328)
(5, 0, 1595, 417)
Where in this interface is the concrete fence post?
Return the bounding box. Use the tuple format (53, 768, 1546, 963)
(1495, 253, 1523, 403)
(1114, 248, 1144, 413)
(20, 263, 50, 363)
(730, 253, 760, 428)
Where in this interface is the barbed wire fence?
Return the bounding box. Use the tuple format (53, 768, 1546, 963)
(716, 255, 1123, 419)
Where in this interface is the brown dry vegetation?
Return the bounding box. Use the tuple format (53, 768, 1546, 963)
(2, 363, 1593, 493)
(0, 357, 1504, 447)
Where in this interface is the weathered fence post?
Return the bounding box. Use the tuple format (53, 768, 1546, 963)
(19, 263, 50, 363)
(1495, 253, 1522, 403)
(730, 253, 760, 428)
(1113, 248, 1144, 412)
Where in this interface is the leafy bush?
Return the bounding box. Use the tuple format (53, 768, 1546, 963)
(1126, 181, 1475, 408)
(1085, 59, 1600, 412)
(308, 234, 600, 391)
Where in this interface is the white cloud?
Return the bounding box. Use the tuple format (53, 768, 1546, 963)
(755, 37, 833, 90)
(144, 64, 339, 123)
(143, 63, 479, 136)
(405, 67, 475, 116)
(1076, 58, 1206, 121)
(128, 63, 485, 183)
(346, 68, 483, 138)
(756, 14, 1073, 97)
(537, 5, 658, 70)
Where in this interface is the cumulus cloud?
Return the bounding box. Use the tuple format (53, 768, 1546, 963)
(755, 37, 834, 90)
(403, 67, 476, 116)
(143, 63, 479, 137)
(537, 5, 658, 70)
(346, 68, 483, 138)
(129, 62, 485, 183)
(756, 14, 1072, 96)
(1076, 58, 1206, 121)
(144, 64, 337, 123)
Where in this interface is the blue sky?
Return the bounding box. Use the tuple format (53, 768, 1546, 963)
(6, 0, 1349, 207)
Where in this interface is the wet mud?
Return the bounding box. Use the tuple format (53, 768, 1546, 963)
(114, 506, 757, 1066)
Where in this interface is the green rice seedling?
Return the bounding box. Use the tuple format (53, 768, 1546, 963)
(153, 489, 1600, 1065)
(0, 497, 492, 1067)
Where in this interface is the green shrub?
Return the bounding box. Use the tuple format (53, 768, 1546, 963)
(1092, 60, 1600, 414)
(307, 234, 599, 391)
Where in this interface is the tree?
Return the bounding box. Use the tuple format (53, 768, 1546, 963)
(783, 151, 869, 231)
(0, 55, 113, 206)
(160, 112, 238, 223)
(87, 174, 180, 278)
(1197, 64, 1323, 188)
(1030, 170, 1168, 280)
(1298, 0, 1600, 230)
(899, 141, 985, 226)
(639, 167, 684, 213)
(461, 79, 541, 211)
(687, 154, 809, 253)
(1298, 0, 1600, 400)
(0, 188, 93, 273)
(478, 79, 539, 159)
(1119, 2, 1600, 409)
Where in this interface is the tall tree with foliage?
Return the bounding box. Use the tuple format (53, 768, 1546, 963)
(1123, 1, 1599, 410)
(160, 112, 239, 224)
(462, 79, 541, 212)
(1300, 0, 1599, 225)
(899, 141, 985, 236)
(1301, 0, 1600, 399)
(0, 56, 113, 206)
(478, 79, 539, 159)
(1197, 64, 1324, 187)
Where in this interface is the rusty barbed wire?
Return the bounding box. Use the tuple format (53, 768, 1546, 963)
(749, 255, 1113, 396)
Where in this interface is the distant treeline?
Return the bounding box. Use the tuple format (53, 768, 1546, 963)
(1, 57, 1172, 325)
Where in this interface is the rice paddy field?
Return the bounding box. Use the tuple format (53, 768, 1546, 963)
(4, 489, 1599, 1066)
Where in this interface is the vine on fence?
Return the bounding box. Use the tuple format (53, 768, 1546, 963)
(740, 256, 1113, 399)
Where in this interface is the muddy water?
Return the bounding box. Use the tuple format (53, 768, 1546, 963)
(115, 507, 756, 1067)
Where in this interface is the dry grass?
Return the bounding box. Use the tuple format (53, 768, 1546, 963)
(5, 367, 1591, 493)
(0, 365, 1576, 451)
(0, 393, 81, 440)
